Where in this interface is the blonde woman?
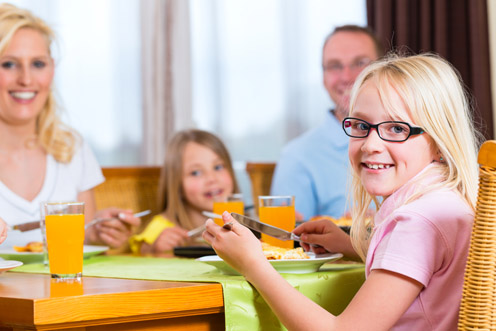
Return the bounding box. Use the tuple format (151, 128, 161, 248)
(130, 129, 240, 256)
(203, 54, 480, 330)
(0, 3, 140, 249)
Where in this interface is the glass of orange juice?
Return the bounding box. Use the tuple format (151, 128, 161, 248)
(50, 278, 84, 297)
(212, 194, 244, 226)
(258, 196, 295, 249)
(43, 202, 85, 281)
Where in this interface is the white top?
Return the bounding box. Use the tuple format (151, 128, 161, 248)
(0, 140, 104, 248)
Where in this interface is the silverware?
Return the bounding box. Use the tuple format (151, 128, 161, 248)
(230, 213, 301, 242)
(9, 210, 152, 232)
(202, 211, 222, 219)
(84, 210, 152, 229)
(201, 211, 236, 230)
(7, 221, 40, 232)
(187, 225, 206, 237)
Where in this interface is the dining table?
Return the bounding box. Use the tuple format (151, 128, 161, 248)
(0, 253, 365, 330)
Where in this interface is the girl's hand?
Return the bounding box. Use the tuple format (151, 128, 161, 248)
(85, 208, 141, 248)
(202, 211, 269, 277)
(0, 218, 7, 245)
(151, 227, 190, 253)
(293, 219, 359, 260)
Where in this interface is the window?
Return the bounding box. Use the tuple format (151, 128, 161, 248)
(9, 0, 366, 203)
(9, 0, 142, 165)
(190, 0, 366, 202)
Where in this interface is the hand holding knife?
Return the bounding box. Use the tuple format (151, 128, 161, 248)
(202, 211, 302, 242)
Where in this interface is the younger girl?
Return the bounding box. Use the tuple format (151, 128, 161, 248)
(130, 129, 240, 255)
(203, 54, 479, 330)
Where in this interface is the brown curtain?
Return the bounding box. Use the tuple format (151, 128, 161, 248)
(367, 0, 493, 140)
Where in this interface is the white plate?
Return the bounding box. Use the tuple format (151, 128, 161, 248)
(0, 245, 109, 264)
(197, 252, 343, 275)
(0, 260, 23, 274)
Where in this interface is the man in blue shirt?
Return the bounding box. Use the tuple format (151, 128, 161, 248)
(271, 25, 383, 220)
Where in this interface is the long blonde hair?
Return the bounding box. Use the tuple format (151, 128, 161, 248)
(0, 3, 77, 162)
(158, 129, 240, 230)
(348, 53, 481, 261)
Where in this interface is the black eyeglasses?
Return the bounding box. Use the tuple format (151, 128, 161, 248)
(342, 117, 425, 142)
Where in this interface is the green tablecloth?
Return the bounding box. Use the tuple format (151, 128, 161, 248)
(14, 256, 364, 330)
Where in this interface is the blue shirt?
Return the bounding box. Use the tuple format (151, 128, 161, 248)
(270, 111, 350, 219)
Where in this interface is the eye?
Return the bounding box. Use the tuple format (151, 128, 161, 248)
(214, 164, 225, 171)
(383, 122, 410, 136)
(190, 170, 201, 177)
(324, 62, 343, 72)
(1, 61, 16, 69)
(356, 122, 370, 131)
(33, 60, 46, 68)
(355, 58, 371, 69)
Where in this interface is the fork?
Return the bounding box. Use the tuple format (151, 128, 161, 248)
(84, 210, 151, 229)
(187, 225, 206, 237)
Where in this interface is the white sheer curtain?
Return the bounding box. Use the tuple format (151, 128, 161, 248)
(189, 0, 367, 201)
(141, 0, 193, 165)
(8, 0, 143, 166)
(7, 0, 366, 182)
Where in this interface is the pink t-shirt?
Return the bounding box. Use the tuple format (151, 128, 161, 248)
(366, 166, 473, 330)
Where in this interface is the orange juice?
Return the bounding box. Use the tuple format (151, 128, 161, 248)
(259, 205, 295, 248)
(213, 201, 244, 226)
(45, 214, 85, 275)
(50, 279, 84, 297)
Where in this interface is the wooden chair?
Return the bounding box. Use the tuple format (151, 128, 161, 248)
(94, 166, 161, 227)
(458, 140, 496, 330)
(245, 162, 276, 214)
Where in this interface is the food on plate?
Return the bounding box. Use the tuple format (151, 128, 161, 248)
(261, 242, 309, 260)
(309, 215, 352, 227)
(13, 241, 44, 253)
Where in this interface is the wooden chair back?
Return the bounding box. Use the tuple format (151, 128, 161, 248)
(245, 162, 276, 214)
(458, 140, 496, 330)
(94, 166, 162, 224)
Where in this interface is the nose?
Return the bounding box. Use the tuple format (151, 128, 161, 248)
(340, 65, 354, 82)
(204, 169, 218, 183)
(18, 65, 32, 85)
(361, 127, 384, 153)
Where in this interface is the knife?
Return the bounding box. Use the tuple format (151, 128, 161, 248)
(230, 213, 301, 242)
(8, 210, 152, 232)
(8, 221, 41, 232)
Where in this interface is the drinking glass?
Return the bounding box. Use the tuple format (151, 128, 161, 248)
(50, 278, 84, 297)
(212, 194, 244, 226)
(43, 202, 85, 281)
(258, 196, 295, 248)
(39, 202, 49, 267)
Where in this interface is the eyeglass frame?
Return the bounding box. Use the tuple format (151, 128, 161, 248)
(342, 117, 425, 142)
(322, 57, 372, 75)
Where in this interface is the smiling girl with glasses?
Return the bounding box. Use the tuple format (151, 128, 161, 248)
(202, 54, 480, 330)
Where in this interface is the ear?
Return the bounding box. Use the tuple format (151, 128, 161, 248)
(436, 150, 445, 163)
